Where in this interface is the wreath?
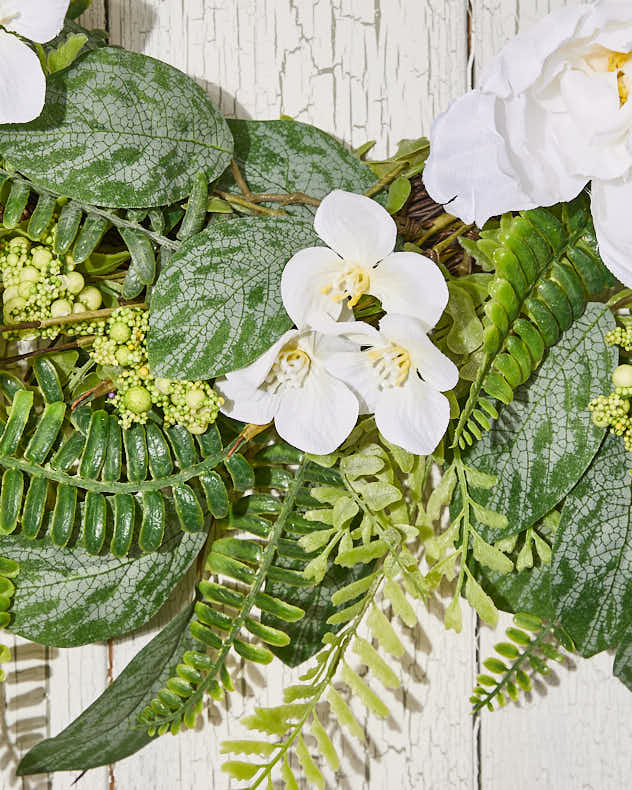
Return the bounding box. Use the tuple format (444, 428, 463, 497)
(0, 1, 630, 786)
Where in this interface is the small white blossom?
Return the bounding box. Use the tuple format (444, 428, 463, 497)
(325, 314, 458, 456)
(423, 0, 632, 287)
(0, 0, 70, 124)
(215, 328, 360, 455)
(281, 189, 448, 330)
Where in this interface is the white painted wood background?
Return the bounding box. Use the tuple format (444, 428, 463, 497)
(2, 1, 632, 788)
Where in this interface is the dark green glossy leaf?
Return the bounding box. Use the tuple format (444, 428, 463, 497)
(552, 433, 632, 657)
(0, 48, 233, 208)
(263, 556, 375, 667)
(459, 304, 616, 540)
(218, 119, 378, 218)
(474, 563, 553, 620)
(17, 605, 195, 775)
(148, 217, 319, 379)
(1, 504, 205, 646)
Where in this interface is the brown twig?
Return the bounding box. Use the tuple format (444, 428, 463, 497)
(226, 422, 273, 458)
(0, 304, 147, 335)
(0, 336, 96, 366)
(71, 379, 115, 411)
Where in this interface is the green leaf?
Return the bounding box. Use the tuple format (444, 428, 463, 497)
(17, 605, 195, 775)
(473, 563, 553, 620)
(459, 304, 616, 540)
(218, 119, 378, 218)
(465, 573, 498, 628)
(148, 217, 319, 380)
(614, 623, 632, 693)
(552, 433, 632, 657)
(385, 177, 411, 214)
(1, 506, 205, 647)
(0, 48, 233, 208)
(47, 33, 88, 74)
(263, 559, 375, 667)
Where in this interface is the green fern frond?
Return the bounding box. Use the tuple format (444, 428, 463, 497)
(0, 381, 238, 556)
(138, 456, 312, 736)
(218, 427, 430, 788)
(471, 613, 574, 713)
(0, 554, 18, 681)
(454, 193, 616, 448)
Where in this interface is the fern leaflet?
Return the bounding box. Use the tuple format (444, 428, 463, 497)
(454, 193, 615, 448)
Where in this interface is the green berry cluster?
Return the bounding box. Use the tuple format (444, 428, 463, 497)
(589, 364, 632, 451)
(606, 326, 632, 352)
(0, 235, 103, 338)
(93, 307, 223, 434)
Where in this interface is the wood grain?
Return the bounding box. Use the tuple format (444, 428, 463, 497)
(1, 2, 630, 789)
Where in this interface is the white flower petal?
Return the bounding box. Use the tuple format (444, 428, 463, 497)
(2, 0, 70, 43)
(0, 32, 45, 124)
(281, 246, 343, 326)
(378, 314, 458, 392)
(480, 6, 588, 97)
(222, 328, 299, 388)
(370, 251, 449, 330)
(275, 370, 358, 455)
(423, 90, 537, 226)
(309, 313, 381, 346)
(554, 69, 632, 179)
(324, 350, 380, 414)
(215, 376, 278, 425)
(496, 93, 588, 203)
(591, 178, 632, 287)
(581, 3, 632, 52)
(374, 376, 450, 457)
(314, 190, 396, 266)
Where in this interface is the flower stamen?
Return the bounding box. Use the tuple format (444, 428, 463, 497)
(321, 263, 370, 308)
(607, 50, 632, 106)
(264, 347, 311, 393)
(368, 344, 411, 388)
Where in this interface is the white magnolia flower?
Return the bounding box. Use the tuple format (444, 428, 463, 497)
(281, 189, 448, 329)
(423, 1, 632, 286)
(215, 328, 359, 455)
(325, 314, 458, 456)
(0, 1, 70, 124)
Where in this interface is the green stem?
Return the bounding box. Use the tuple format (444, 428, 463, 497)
(249, 569, 384, 790)
(150, 458, 307, 731)
(363, 162, 407, 198)
(0, 304, 146, 335)
(453, 449, 472, 602)
(0, 168, 180, 252)
(472, 622, 556, 714)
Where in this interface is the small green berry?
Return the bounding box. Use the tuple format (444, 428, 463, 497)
(3, 286, 18, 303)
(110, 321, 131, 343)
(4, 296, 26, 321)
(17, 282, 35, 299)
(124, 386, 152, 414)
(65, 271, 85, 295)
(20, 266, 40, 283)
(51, 298, 72, 317)
(78, 286, 102, 311)
(116, 346, 131, 366)
(613, 365, 632, 389)
(31, 247, 53, 269)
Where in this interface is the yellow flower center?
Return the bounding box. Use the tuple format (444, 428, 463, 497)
(264, 346, 311, 393)
(368, 344, 411, 388)
(321, 263, 370, 308)
(607, 49, 632, 106)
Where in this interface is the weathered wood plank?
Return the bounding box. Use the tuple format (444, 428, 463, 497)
(479, 612, 632, 789)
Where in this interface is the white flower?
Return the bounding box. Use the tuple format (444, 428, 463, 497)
(0, 1, 70, 124)
(325, 314, 458, 456)
(215, 328, 360, 455)
(281, 189, 448, 330)
(422, 0, 632, 286)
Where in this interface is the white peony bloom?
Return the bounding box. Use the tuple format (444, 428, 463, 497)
(215, 328, 360, 455)
(281, 189, 448, 330)
(423, 0, 632, 286)
(325, 314, 459, 456)
(0, 0, 70, 124)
